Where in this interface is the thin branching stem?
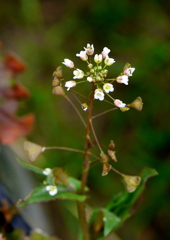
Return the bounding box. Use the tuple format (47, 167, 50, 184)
(70, 92, 98, 152)
(92, 107, 117, 119)
(44, 146, 85, 154)
(103, 99, 115, 106)
(44, 146, 100, 161)
(90, 119, 102, 153)
(111, 166, 123, 176)
(71, 90, 89, 100)
(90, 156, 123, 176)
(65, 96, 86, 127)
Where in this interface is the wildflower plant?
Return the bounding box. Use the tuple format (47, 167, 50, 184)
(17, 44, 158, 240)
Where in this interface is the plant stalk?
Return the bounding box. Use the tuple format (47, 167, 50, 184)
(77, 84, 95, 240)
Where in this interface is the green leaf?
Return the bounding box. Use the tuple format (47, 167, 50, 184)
(68, 177, 88, 192)
(17, 158, 44, 175)
(90, 168, 158, 237)
(108, 168, 158, 218)
(8, 229, 25, 240)
(30, 230, 59, 240)
(103, 209, 121, 236)
(17, 184, 86, 208)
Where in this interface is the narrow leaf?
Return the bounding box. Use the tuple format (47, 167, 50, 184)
(17, 184, 86, 208)
(103, 209, 121, 236)
(17, 158, 44, 175)
(90, 167, 158, 237)
(30, 230, 60, 240)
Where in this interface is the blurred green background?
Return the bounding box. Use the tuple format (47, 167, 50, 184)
(0, 0, 170, 239)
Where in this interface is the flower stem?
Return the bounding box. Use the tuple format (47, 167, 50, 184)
(90, 119, 102, 152)
(65, 96, 86, 127)
(92, 107, 117, 119)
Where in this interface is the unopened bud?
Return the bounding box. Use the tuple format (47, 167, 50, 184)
(100, 152, 109, 163)
(90, 69, 94, 74)
(53, 66, 63, 79)
(52, 78, 60, 87)
(96, 76, 101, 81)
(123, 63, 131, 72)
(102, 162, 112, 176)
(108, 140, 115, 150)
(120, 107, 130, 112)
(81, 103, 88, 111)
(88, 63, 93, 69)
(108, 150, 117, 162)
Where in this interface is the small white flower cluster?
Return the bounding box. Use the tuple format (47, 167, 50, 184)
(46, 185, 58, 196)
(43, 168, 58, 196)
(62, 44, 135, 108)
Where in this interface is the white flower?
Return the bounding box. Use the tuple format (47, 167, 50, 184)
(84, 44, 94, 55)
(65, 80, 76, 90)
(94, 89, 105, 101)
(101, 47, 110, 58)
(104, 57, 115, 66)
(87, 76, 93, 82)
(117, 75, 129, 85)
(94, 54, 102, 63)
(124, 67, 135, 76)
(43, 168, 52, 175)
(46, 185, 58, 196)
(62, 59, 74, 68)
(114, 99, 126, 108)
(73, 69, 84, 79)
(103, 83, 114, 93)
(76, 50, 88, 61)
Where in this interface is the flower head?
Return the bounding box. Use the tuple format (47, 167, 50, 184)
(101, 47, 110, 58)
(104, 57, 115, 66)
(43, 168, 52, 175)
(84, 44, 94, 55)
(117, 75, 129, 85)
(94, 89, 105, 101)
(46, 185, 58, 196)
(103, 83, 114, 93)
(65, 80, 76, 91)
(62, 59, 74, 68)
(73, 69, 84, 79)
(94, 54, 102, 64)
(114, 99, 126, 108)
(124, 67, 135, 76)
(76, 51, 88, 61)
